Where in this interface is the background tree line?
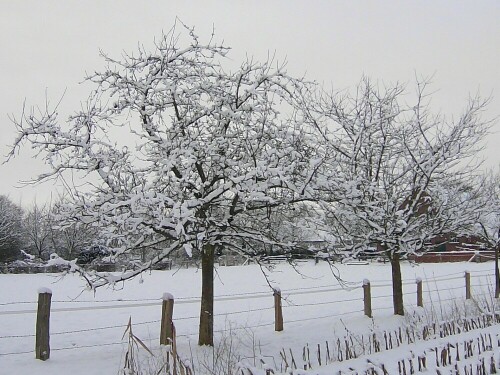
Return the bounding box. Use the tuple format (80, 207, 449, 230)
(0, 196, 97, 263)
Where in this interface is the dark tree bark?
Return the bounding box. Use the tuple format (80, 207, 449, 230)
(389, 251, 404, 316)
(495, 241, 500, 298)
(198, 243, 215, 346)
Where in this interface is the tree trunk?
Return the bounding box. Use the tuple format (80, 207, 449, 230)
(390, 251, 404, 316)
(198, 243, 215, 346)
(495, 242, 500, 299)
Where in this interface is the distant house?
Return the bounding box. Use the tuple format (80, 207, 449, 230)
(411, 234, 494, 263)
(400, 190, 495, 263)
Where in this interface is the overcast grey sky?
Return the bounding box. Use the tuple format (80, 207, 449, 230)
(1, 1, 499, 206)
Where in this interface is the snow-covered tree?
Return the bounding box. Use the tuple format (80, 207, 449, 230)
(308, 78, 491, 315)
(8, 25, 324, 345)
(471, 171, 500, 297)
(0, 195, 24, 262)
(47, 200, 98, 259)
(23, 202, 53, 260)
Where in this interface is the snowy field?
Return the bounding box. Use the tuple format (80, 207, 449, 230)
(1, 260, 498, 374)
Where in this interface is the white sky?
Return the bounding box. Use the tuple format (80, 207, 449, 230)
(1, 1, 499, 206)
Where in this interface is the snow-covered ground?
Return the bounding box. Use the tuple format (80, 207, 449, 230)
(0, 260, 497, 374)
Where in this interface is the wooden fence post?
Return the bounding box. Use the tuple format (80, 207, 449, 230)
(363, 279, 372, 318)
(465, 271, 471, 300)
(273, 288, 283, 332)
(36, 288, 52, 361)
(160, 293, 175, 345)
(416, 277, 423, 307)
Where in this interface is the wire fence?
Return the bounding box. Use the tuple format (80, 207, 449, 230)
(0, 268, 497, 358)
(1, 269, 479, 308)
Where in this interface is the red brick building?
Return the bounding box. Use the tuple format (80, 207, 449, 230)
(411, 234, 495, 263)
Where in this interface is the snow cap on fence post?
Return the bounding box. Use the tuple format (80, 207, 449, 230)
(162, 292, 174, 301)
(37, 287, 52, 295)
